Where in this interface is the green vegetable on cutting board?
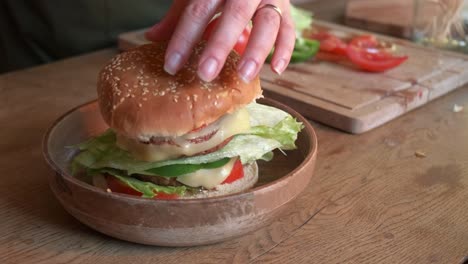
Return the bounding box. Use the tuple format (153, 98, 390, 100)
(268, 5, 319, 63)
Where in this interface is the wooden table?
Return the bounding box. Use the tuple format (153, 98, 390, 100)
(1, 49, 468, 264)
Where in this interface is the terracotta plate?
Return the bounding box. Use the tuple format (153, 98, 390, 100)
(43, 98, 318, 246)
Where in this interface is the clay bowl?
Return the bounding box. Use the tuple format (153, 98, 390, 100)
(43, 98, 318, 247)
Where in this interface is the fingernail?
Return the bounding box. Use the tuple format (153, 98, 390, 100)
(164, 52, 183, 75)
(273, 59, 287, 75)
(238, 59, 258, 83)
(198, 57, 219, 82)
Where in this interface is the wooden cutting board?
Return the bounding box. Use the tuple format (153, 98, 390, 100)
(118, 20, 468, 134)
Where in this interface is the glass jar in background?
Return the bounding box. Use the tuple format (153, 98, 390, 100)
(413, 0, 468, 53)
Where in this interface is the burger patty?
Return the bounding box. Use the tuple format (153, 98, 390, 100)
(143, 129, 219, 146)
(133, 175, 206, 195)
(134, 174, 183, 186)
(133, 137, 233, 187)
(196, 136, 233, 155)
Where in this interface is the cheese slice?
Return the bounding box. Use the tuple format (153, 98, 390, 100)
(176, 158, 237, 189)
(116, 107, 251, 162)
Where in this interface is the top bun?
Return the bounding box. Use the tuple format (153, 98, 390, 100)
(97, 42, 262, 140)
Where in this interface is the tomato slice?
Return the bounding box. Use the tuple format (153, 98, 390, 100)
(106, 175, 179, 199)
(308, 30, 408, 72)
(349, 35, 395, 58)
(349, 35, 378, 49)
(346, 46, 408, 72)
(307, 31, 348, 55)
(106, 175, 141, 196)
(321, 36, 348, 55)
(221, 159, 244, 184)
(152, 192, 179, 199)
(202, 17, 250, 55)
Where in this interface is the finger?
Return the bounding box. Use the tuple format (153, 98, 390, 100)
(197, 0, 261, 82)
(145, 0, 187, 41)
(270, 6, 295, 74)
(164, 0, 222, 75)
(237, 1, 283, 82)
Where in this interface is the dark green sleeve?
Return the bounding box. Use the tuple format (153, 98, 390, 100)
(0, 0, 171, 73)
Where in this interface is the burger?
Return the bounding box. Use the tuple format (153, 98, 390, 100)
(72, 41, 303, 199)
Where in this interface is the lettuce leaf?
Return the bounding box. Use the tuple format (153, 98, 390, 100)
(249, 116, 303, 150)
(103, 169, 187, 198)
(245, 102, 289, 127)
(290, 5, 313, 37)
(74, 133, 282, 174)
(72, 103, 303, 175)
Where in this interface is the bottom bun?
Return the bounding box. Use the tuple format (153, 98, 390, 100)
(182, 162, 258, 199)
(92, 162, 259, 199)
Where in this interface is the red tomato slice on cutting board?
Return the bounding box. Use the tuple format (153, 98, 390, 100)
(346, 46, 408, 73)
(307, 31, 348, 56)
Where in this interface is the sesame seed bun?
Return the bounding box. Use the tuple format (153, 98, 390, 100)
(97, 42, 262, 140)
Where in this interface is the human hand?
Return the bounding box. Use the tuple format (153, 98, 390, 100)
(145, 0, 295, 83)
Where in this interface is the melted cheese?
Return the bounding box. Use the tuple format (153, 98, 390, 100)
(176, 158, 236, 189)
(117, 108, 250, 162)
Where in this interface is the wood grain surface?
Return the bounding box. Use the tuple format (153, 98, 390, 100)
(1, 48, 468, 263)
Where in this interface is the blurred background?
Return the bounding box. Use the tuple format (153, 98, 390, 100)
(300, 0, 468, 53)
(1, 0, 467, 73)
